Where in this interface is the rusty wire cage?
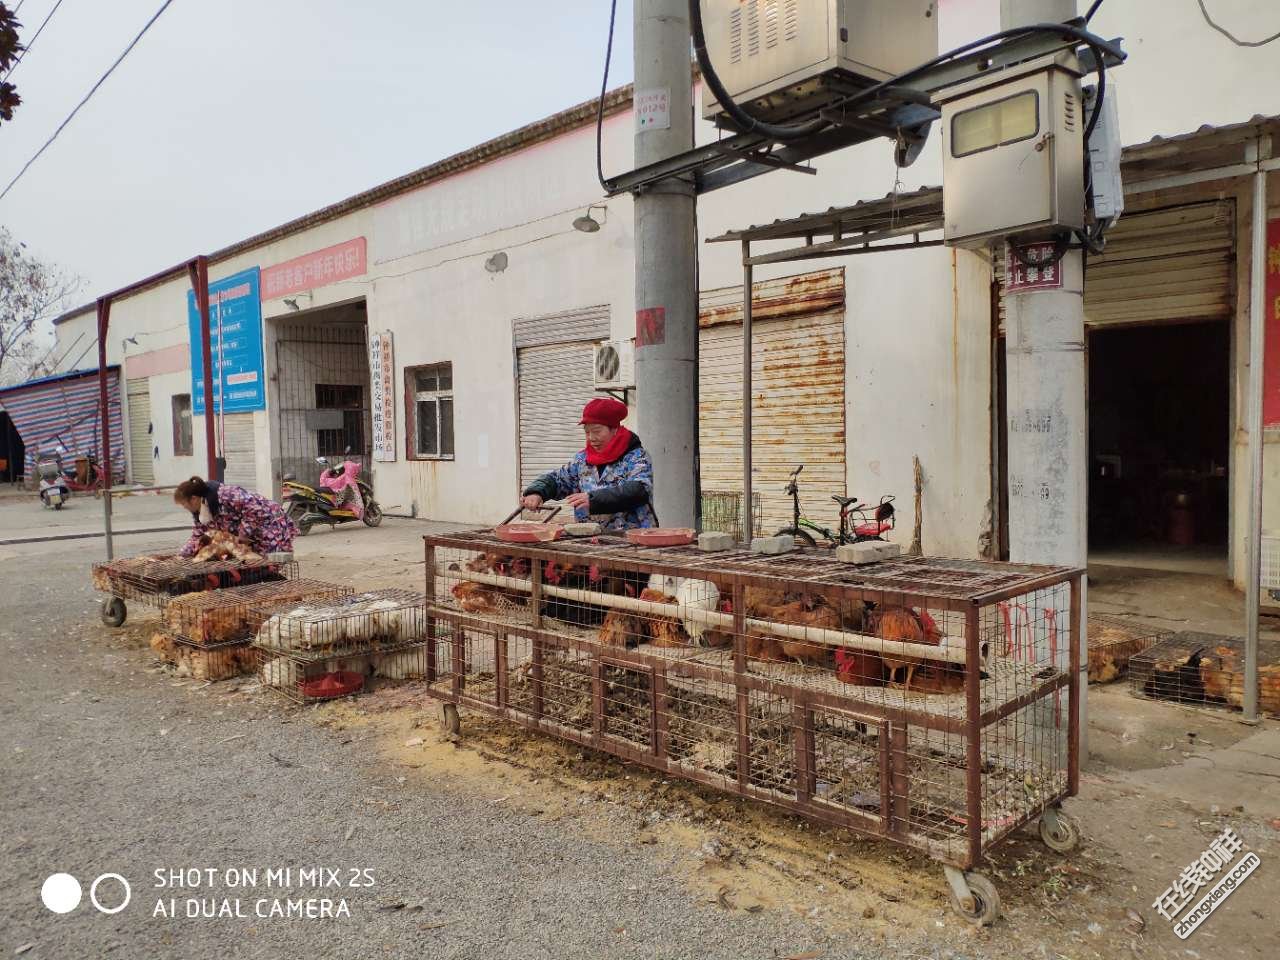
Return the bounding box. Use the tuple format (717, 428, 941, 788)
(163, 579, 354, 646)
(422, 530, 1083, 923)
(91, 553, 299, 628)
(148, 631, 259, 682)
(252, 589, 429, 703)
(1086, 614, 1169, 684)
(1129, 632, 1280, 717)
(701, 490, 763, 542)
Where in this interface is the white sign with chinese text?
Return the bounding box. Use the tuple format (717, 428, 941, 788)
(635, 87, 671, 132)
(368, 331, 396, 462)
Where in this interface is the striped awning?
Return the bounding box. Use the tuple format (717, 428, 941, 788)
(0, 368, 125, 480)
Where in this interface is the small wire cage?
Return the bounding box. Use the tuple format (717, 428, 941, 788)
(148, 631, 258, 682)
(1129, 632, 1280, 717)
(92, 554, 299, 609)
(164, 579, 354, 646)
(424, 530, 1082, 875)
(1086, 614, 1169, 684)
(701, 490, 763, 542)
(256, 643, 431, 703)
(253, 588, 427, 660)
(1262, 533, 1280, 601)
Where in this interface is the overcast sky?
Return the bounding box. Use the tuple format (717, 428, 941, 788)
(0, 0, 636, 300)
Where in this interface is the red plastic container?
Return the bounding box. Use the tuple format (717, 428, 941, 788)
(626, 527, 696, 547)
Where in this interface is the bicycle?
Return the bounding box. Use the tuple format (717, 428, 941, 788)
(775, 464, 896, 548)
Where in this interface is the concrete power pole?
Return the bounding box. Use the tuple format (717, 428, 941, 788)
(633, 0, 699, 528)
(998, 0, 1090, 750)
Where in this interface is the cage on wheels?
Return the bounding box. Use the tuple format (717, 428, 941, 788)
(91, 554, 300, 628)
(422, 529, 1083, 925)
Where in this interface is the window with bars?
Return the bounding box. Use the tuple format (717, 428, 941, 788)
(406, 363, 454, 460)
(171, 394, 193, 456)
(314, 384, 365, 456)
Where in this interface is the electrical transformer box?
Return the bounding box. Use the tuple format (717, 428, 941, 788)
(700, 0, 938, 124)
(938, 53, 1086, 248)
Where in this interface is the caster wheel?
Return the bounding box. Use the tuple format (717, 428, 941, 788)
(440, 703, 461, 736)
(1039, 809, 1081, 853)
(100, 597, 127, 628)
(949, 872, 1000, 926)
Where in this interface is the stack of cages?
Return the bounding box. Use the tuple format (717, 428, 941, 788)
(252, 589, 429, 703)
(1087, 614, 1169, 684)
(424, 531, 1082, 891)
(1129, 632, 1280, 717)
(92, 553, 300, 621)
(156, 579, 355, 682)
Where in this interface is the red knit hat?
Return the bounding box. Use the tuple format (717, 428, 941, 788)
(579, 397, 628, 428)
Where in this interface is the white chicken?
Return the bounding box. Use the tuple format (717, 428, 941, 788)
(673, 578, 720, 645)
(261, 656, 299, 689)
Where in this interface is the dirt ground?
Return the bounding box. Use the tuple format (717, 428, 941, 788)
(2, 508, 1276, 959)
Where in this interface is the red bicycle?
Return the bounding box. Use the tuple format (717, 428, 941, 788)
(775, 464, 895, 548)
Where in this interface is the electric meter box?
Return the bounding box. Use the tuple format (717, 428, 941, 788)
(700, 0, 938, 125)
(939, 53, 1085, 248)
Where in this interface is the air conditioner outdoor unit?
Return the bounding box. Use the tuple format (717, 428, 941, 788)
(700, 0, 938, 125)
(593, 340, 635, 391)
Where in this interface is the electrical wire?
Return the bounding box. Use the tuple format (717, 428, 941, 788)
(0, 0, 178, 203)
(1196, 0, 1280, 47)
(1084, 0, 1106, 24)
(595, 0, 619, 193)
(2, 0, 67, 82)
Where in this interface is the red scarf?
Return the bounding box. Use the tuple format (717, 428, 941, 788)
(585, 426, 633, 467)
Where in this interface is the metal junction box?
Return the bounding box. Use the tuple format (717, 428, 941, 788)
(700, 0, 938, 124)
(938, 53, 1085, 248)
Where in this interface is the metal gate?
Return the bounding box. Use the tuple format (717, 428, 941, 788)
(126, 377, 155, 485)
(274, 318, 372, 491)
(514, 306, 611, 493)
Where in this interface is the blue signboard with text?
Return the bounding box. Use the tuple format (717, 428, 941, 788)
(187, 267, 265, 414)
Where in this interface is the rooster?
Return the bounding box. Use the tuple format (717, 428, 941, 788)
(834, 648, 885, 685)
(745, 593, 840, 666)
(873, 606, 943, 691)
(598, 609, 645, 648)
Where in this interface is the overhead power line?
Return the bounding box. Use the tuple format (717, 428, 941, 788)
(3, 0, 68, 82)
(1196, 0, 1280, 47)
(0, 0, 178, 203)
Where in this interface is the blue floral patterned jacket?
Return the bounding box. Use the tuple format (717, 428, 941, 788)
(523, 433, 657, 531)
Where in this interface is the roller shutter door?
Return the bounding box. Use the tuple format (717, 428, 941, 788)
(221, 413, 257, 490)
(997, 200, 1235, 332)
(514, 306, 611, 493)
(699, 269, 846, 535)
(126, 378, 154, 485)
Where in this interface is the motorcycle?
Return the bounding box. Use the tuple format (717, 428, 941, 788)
(281, 448, 382, 535)
(36, 445, 104, 493)
(36, 457, 71, 509)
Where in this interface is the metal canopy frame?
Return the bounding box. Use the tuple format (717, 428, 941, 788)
(96, 255, 219, 559)
(608, 28, 1123, 197)
(711, 116, 1279, 724)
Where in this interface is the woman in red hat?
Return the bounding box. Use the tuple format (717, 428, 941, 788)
(521, 397, 657, 531)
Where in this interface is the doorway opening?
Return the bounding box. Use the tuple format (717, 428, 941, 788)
(273, 300, 371, 493)
(1087, 321, 1230, 576)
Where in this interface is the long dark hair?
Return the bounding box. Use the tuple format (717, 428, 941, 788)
(174, 476, 210, 502)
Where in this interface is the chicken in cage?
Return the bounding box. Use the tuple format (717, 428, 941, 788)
(163, 579, 354, 646)
(254, 589, 425, 656)
(424, 530, 1085, 926)
(149, 632, 258, 682)
(255, 644, 431, 703)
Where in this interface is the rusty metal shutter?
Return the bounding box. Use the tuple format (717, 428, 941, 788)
(126, 378, 154, 485)
(1083, 201, 1234, 327)
(221, 413, 257, 490)
(996, 201, 1234, 334)
(515, 305, 611, 493)
(699, 268, 846, 534)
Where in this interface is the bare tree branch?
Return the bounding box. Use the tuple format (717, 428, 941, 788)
(0, 226, 84, 385)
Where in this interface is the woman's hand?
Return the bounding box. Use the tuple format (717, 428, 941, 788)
(565, 492, 591, 511)
(521, 494, 544, 511)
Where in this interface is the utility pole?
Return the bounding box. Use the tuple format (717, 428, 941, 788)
(998, 0, 1090, 750)
(633, 0, 699, 528)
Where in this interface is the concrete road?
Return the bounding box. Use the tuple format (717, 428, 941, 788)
(0, 518, 844, 960)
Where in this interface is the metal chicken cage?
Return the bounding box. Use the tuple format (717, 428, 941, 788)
(164, 579, 355, 646)
(252, 588, 429, 703)
(1086, 614, 1168, 684)
(422, 530, 1084, 926)
(148, 630, 258, 682)
(91, 553, 299, 628)
(1129, 632, 1280, 717)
